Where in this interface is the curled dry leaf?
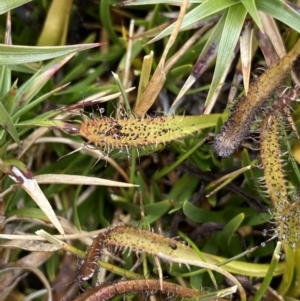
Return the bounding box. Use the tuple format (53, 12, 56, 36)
(0, 158, 64, 235)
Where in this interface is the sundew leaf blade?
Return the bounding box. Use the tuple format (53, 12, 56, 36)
(161, 114, 221, 131)
(241, 149, 269, 204)
(282, 126, 300, 187)
(260, 114, 288, 207)
(78, 114, 221, 151)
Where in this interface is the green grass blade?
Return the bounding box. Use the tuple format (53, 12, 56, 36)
(120, 0, 204, 4)
(0, 43, 99, 65)
(13, 54, 74, 116)
(256, 0, 300, 33)
(240, 0, 262, 30)
(148, 0, 239, 43)
(0, 66, 11, 95)
(205, 3, 247, 109)
(100, 0, 124, 47)
(0, 101, 20, 145)
(219, 213, 244, 247)
(252, 242, 282, 301)
(0, 0, 32, 14)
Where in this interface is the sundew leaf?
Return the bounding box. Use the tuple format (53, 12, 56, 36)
(241, 149, 269, 204)
(0, 43, 100, 65)
(256, 0, 300, 33)
(205, 3, 247, 109)
(18, 114, 221, 134)
(147, 0, 239, 44)
(0, 0, 32, 14)
(78, 114, 222, 152)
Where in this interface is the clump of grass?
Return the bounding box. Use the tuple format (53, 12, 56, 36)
(1, 1, 300, 301)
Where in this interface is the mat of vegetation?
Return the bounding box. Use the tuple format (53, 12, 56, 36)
(1, 1, 300, 301)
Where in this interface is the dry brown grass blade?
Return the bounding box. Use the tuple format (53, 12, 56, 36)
(204, 51, 237, 114)
(1, 239, 62, 252)
(52, 253, 78, 301)
(134, 0, 189, 117)
(0, 159, 65, 235)
(167, 25, 212, 111)
(35, 174, 138, 187)
(136, 51, 153, 102)
(240, 21, 253, 95)
(9, 137, 130, 183)
(256, 29, 278, 67)
(259, 11, 286, 58)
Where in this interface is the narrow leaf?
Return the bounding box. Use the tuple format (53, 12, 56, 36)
(240, 0, 263, 30)
(256, 0, 300, 34)
(0, 159, 64, 235)
(0, 0, 32, 14)
(0, 101, 19, 145)
(205, 4, 247, 109)
(171, 14, 226, 109)
(0, 43, 100, 65)
(35, 174, 138, 188)
(148, 0, 239, 44)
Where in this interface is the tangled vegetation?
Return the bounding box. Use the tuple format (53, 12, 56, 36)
(1, 1, 300, 300)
